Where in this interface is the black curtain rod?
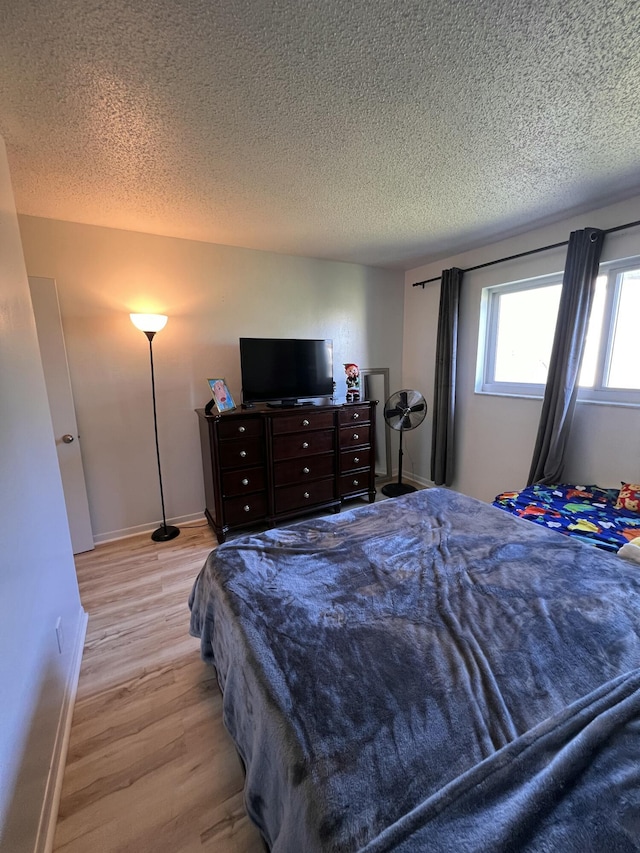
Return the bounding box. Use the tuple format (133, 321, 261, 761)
(412, 217, 640, 288)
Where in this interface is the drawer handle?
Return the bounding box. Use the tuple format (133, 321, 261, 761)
(353, 412, 359, 420)
(243, 504, 251, 512)
(240, 450, 247, 458)
(353, 433, 359, 440)
(353, 457, 360, 464)
(302, 419, 310, 426)
(302, 441, 309, 449)
(302, 467, 310, 474)
(353, 479, 359, 486)
(238, 426, 246, 433)
(303, 491, 310, 499)
(241, 478, 249, 486)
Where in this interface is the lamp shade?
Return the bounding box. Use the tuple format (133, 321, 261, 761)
(130, 313, 168, 333)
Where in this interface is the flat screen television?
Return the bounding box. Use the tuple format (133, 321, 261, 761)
(239, 337, 333, 406)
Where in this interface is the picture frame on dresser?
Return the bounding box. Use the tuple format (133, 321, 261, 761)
(207, 378, 236, 413)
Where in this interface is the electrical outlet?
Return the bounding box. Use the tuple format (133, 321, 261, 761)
(55, 617, 64, 654)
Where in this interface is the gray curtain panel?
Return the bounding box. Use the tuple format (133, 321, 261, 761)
(430, 267, 463, 486)
(527, 227, 605, 485)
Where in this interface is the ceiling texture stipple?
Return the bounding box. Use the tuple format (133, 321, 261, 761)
(1, 0, 639, 269)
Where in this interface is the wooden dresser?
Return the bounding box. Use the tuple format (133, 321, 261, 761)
(197, 401, 377, 542)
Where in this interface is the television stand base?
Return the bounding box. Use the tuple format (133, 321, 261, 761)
(266, 399, 316, 408)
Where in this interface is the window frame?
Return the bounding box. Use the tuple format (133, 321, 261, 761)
(582, 259, 640, 406)
(476, 257, 640, 406)
(476, 272, 562, 399)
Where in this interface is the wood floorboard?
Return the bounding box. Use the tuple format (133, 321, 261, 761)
(53, 521, 265, 853)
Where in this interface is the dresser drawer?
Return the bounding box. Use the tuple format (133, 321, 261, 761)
(218, 437, 264, 469)
(338, 405, 371, 425)
(271, 410, 335, 435)
(339, 424, 371, 449)
(339, 472, 369, 497)
(224, 493, 268, 525)
(217, 418, 263, 440)
(222, 466, 266, 497)
(272, 429, 334, 460)
(339, 447, 371, 473)
(273, 454, 334, 487)
(274, 477, 336, 514)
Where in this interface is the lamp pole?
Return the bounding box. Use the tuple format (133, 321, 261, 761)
(131, 314, 180, 542)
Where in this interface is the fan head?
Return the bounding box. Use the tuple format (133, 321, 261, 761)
(384, 389, 427, 431)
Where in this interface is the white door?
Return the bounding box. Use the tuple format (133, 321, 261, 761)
(29, 276, 94, 554)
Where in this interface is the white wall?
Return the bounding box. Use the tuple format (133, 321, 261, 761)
(18, 216, 405, 541)
(0, 140, 86, 851)
(402, 196, 640, 501)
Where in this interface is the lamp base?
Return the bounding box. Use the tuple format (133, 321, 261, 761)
(381, 482, 417, 498)
(151, 524, 180, 542)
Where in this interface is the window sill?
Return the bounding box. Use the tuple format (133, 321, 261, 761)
(474, 388, 640, 409)
(475, 389, 543, 401)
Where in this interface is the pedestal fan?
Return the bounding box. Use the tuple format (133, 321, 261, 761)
(381, 389, 427, 498)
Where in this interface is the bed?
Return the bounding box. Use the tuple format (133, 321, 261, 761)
(189, 488, 640, 852)
(493, 482, 640, 551)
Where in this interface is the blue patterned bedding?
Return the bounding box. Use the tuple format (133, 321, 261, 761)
(189, 488, 640, 852)
(493, 483, 640, 551)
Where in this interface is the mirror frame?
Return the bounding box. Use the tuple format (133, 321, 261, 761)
(360, 367, 392, 481)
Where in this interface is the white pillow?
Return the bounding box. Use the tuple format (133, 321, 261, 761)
(618, 537, 640, 564)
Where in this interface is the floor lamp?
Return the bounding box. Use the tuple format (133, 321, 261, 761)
(130, 313, 180, 542)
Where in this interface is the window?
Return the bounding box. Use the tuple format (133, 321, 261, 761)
(477, 258, 640, 405)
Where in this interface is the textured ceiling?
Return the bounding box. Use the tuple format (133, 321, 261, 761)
(1, 0, 639, 270)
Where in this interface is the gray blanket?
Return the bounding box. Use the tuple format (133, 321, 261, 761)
(189, 488, 640, 851)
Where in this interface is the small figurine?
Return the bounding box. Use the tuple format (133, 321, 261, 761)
(344, 363, 360, 402)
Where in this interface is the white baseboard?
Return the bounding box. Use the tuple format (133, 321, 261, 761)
(383, 470, 434, 490)
(36, 607, 88, 853)
(93, 511, 205, 544)
(408, 473, 436, 489)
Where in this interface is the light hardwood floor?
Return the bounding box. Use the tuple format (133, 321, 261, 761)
(53, 522, 265, 853)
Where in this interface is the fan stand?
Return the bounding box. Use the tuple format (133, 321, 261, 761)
(381, 431, 416, 498)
